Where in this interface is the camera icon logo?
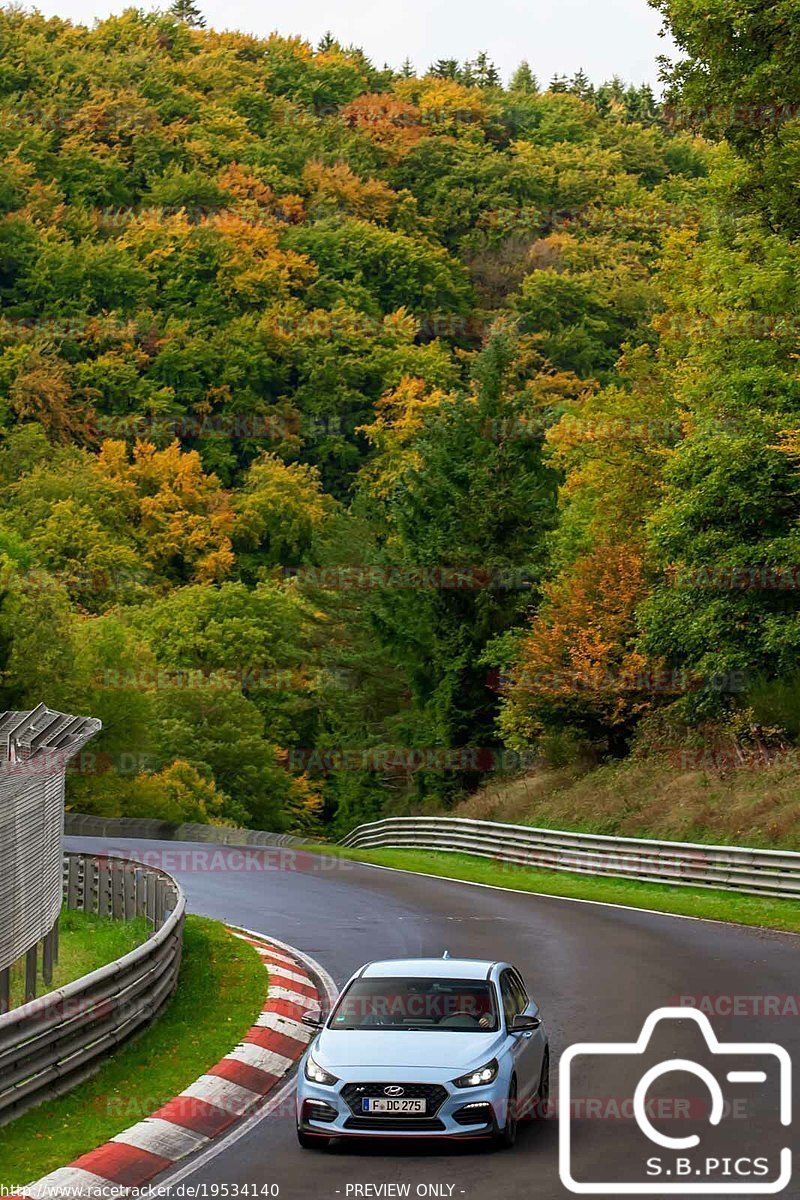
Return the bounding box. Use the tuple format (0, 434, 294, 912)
(559, 1006, 792, 1194)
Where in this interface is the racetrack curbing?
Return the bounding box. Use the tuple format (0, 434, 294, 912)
(21, 929, 321, 1200)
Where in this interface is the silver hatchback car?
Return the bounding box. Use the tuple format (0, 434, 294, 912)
(296, 955, 549, 1148)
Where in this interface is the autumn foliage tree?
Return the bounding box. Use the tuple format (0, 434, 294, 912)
(0, 3, 751, 827)
(500, 541, 652, 754)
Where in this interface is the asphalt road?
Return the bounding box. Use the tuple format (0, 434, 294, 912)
(65, 836, 800, 1200)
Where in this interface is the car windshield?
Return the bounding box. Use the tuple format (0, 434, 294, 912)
(329, 977, 499, 1031)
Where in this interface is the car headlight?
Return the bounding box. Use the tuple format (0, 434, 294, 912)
(452, 1058, 499, 1088)
(304, 1052, 339, 1086)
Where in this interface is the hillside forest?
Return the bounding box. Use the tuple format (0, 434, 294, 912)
(1, 1, 799, 840)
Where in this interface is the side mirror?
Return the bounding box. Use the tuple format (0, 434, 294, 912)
(510, 1013, 541, 1033)
(301, 1011, 324, 1029)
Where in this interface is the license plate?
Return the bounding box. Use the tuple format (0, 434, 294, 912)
(362, 1097, 427, 1114)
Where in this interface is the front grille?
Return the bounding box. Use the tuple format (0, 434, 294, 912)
(341, 1082, 449, 1120)
(344, 1115, 446, 1132)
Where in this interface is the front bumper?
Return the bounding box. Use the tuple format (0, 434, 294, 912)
(297, 1070, 508, 1139)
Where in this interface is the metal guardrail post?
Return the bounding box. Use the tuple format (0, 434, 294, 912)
(24, 946, 37, 1004)
(156, 878, 167, 929)
(112, 861, 125, 919)
(66, 857, 80, 909)
(146, 872, 157, 927)
(42, 927, 55, 988)
(124, 866, 136, 921)
(97, 859, 111, 917)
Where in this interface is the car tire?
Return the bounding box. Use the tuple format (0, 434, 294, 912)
(297, 1127, 330, 1150)
(495, 1078, 518, 1149)
(533, 1050, 550, 1120)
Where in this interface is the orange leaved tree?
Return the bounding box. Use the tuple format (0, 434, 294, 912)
(500, 540, 654, 754)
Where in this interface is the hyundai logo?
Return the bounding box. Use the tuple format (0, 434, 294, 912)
(384, 1085, 405, 1097)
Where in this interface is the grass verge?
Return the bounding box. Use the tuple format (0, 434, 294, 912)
(452, 758, 800, 850)
(8, 910, 149, 1010)
(309, 844, 800, 935)
(0, 916, 267, 1187)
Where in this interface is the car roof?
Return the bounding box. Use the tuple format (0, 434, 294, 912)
(359, 958, 499, 980)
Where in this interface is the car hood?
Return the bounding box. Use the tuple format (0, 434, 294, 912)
(315, 1029, 501, 1070)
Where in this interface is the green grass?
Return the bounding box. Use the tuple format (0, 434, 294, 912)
(8, 909, 149, 1010)
(306, 844, 800, 935)
(0, 916, 267, 1187)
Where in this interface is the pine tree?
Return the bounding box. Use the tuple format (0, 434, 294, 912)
(549, 73, 569, 93)
(607, 75, 626, 103)
(317, 31, 336, 52)
(628, 83, 658, 124)
(461, 59, 477, 87)
(429, 58, 460, 80)
(594, 75, 626, 116)
(400, 57, 415, 78)
(510, 61, 538, 93)
(569, 68, 593, 100)
(473, 51, 500, 88)
(168, 0, 206, 27)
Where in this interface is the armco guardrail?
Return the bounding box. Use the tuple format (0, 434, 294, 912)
(341, 816, 800, 900)
(0, 851, 185, 1127)
(65, 813, 304, 847)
